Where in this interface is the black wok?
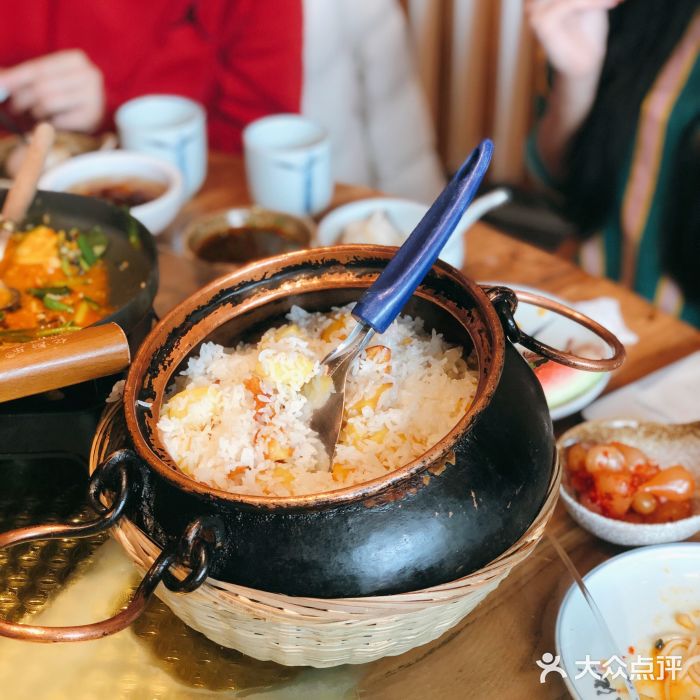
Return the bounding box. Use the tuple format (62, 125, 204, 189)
(0, 189, 158, 455)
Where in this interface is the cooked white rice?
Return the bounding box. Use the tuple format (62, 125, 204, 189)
(157, 304, 479, 497)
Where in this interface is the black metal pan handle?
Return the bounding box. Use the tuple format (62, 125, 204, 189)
(0, 449, 221, 642)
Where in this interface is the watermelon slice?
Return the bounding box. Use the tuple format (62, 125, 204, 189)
(534, 360, 604, 409)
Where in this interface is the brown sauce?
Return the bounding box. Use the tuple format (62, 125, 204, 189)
(70, 177, 166, 208)
(194, 227, 305, 264)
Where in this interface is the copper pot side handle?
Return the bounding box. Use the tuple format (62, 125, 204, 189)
(0, 531, 174, 642)
(484, 286, 626, 372)
(0, 450, 219, 643)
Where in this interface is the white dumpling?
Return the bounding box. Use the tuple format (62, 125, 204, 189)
(339, 211, 405, 247)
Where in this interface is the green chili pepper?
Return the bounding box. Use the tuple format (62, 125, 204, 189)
(82, 296, 101, 309)
(86, 226, 108, 257)
(36, 323, 79, 337)
(0, 321, 78, 343)
(28, 286, 71, 298)
(75, 227, 108, 268)
(77, 233, 97, 266)
(42, 295, 74, 313)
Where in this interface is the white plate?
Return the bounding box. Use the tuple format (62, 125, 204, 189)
(555, 543, 700, 699)
(480, 282, 610, 420)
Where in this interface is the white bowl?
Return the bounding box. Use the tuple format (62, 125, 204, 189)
(556, 543, 700, 699)
(38, 150, 184, 235)
(557, 419, 700, 546)
(316, 197, 435, 248)
(315, 190, 509, 270)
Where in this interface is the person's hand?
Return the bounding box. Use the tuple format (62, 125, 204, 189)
(0, 49, 105, 132)
(526, 0, 622, 78)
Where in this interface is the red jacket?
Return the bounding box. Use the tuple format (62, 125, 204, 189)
(0, 0, 303, 151)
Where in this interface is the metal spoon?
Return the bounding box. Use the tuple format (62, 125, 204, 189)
(0, 122, 55, 311)
(547, 533, 640, 699)
(311, 139, 494, 463)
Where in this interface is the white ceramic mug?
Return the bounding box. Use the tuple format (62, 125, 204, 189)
(243, 114, 332, 216)
(115, 95, 207, 198)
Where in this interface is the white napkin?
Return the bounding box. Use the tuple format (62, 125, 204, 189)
(572, 297, 639, 346)
(634, 353, 700, 423)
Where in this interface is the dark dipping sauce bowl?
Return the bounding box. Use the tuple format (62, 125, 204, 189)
(183, 207, 315, 269)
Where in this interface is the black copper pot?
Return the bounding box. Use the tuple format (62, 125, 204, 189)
(0, 246, 623, 642)
(0, 190, 158, 458)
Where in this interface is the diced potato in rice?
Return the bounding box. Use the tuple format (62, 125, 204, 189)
(158, 304, 479, 497)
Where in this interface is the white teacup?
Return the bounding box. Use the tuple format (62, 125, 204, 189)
(116, 95, 207, 198)
(243, 114, 332, 216)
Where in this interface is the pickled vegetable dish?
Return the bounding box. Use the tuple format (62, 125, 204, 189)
(0, 224, 111, 343)
(565, 441, 696, 523)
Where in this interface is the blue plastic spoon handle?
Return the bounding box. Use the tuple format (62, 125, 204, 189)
(353, 139, 494, 333)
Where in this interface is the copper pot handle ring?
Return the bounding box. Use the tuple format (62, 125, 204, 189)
(484, 286, 626, 372)
(0, 449, 221, 643)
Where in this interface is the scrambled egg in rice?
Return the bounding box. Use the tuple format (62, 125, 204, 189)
(158, 304, 478, 497)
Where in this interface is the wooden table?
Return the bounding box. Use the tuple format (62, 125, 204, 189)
(156, 153, 700, 699)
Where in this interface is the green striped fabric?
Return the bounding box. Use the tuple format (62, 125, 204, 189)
(526, 19, 700, 327)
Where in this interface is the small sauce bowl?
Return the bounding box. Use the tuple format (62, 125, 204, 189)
(181, 207, 315, 269)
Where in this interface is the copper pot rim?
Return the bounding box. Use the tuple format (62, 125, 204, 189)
(123, 245, 507, 508)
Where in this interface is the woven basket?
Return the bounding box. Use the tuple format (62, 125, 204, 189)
(91, 402, 561, 668)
